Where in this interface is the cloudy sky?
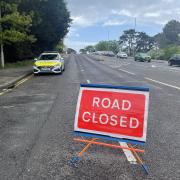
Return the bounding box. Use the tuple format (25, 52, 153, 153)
(65, 0, 180, 51)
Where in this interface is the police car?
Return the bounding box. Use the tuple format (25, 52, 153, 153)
(33, 51, 65, 74)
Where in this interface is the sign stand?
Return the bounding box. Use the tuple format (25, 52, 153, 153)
(69, 132, 149, 175)
(70, 84, 150, 175)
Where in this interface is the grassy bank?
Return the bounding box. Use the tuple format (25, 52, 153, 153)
(0, 60, 33, 69)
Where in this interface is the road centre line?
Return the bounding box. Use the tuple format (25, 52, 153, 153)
(86, 80, 91, 84)
(118, 142, 137, 164)
(2, 106, 15, 109)
(145, 77, 180, 90)
(118, 69, 135, 75)
(170, 67, 180, 71)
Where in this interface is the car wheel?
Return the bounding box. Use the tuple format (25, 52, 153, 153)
(168, 61, 172, 66)
(59, 67, 63, 74)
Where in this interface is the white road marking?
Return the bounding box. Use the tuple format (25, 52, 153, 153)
(118, 69, 135, 75)
(119, 142, 137, 164)
(170, 67, 180, 71)
(145, 77, 180, 90)
(81, 69, 84, 72)
(2, 106, 15, 109)
(86, 80, 91, 84)
(122, 63, 131, 66)
(0, 92, 5, 96)
(151, 65, 156, 68)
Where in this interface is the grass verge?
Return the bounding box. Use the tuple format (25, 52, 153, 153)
(0, 60, 33, 69)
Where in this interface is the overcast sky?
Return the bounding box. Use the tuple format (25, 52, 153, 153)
(65, 0, 180, 51)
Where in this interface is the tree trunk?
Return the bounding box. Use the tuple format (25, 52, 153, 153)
(0, 4, 4, 68)
(1, 43, 4, 68)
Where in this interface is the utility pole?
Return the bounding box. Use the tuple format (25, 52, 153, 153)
(107, 30, 110, 51)
(0, 3, 5, 68)
(134, 17, 136, 31)
(133, 17, 136, 59)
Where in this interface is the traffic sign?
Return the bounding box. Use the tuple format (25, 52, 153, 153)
(74, 84, 149, 142)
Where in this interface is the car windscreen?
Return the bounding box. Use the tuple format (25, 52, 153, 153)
(38, 54, 59, 60)
(176, 55, 180, 60)
(140, 53, 148, 57)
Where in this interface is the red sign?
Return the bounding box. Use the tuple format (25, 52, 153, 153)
(74, 85, 149, 142)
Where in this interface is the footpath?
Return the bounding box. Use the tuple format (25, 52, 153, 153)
(0, 66, 32, 90)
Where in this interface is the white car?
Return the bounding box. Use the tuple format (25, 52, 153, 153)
(117, 52, 128, 59)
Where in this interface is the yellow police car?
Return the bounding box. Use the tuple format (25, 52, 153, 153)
(33, 51, 65, 74)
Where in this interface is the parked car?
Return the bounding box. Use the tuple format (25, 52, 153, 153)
(33, 51, 65, 75)
(135, 53, 151, 62)
(103, 51, 115, 57)
(117, 52, 128, 59)
(107, 51, 115, 57)
(168, 54, 180, 66)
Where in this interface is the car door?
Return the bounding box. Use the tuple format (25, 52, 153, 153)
(176, 57, 180, 65)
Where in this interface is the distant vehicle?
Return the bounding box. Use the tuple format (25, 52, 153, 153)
(117, 52, 128, 59)
(104, 51, 115, 57)
(33, 52, 65, 75)
(135, 53, 151, 62)
(168, 54, 180, 66)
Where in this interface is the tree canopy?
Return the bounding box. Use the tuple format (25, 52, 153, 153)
(0, 0, 71, 67)
(119, 29, 155, 55)
(155, 20, 180, 48)
(95, 41, 119, 54)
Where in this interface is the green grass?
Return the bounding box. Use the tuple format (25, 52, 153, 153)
(0, 60, 33, 69)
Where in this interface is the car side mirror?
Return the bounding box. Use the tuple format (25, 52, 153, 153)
(34, 58, 38, 61)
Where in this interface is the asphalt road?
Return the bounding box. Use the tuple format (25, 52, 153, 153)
(0, 55, 179, 180)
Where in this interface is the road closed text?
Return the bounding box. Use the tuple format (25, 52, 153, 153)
(82, 97, 139, 129)
(75, 87, 149, 142)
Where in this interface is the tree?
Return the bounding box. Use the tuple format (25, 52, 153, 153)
(119, 29, 155, 55)
(79, 49, 86, 54)
(154, 20, 180, 48)
(154, 33, 167, 48)
(55, 40, 64, 53)
(95, 41, 109, 51)
(0, 1, 35, 68)
(67, 48, 76, 54)
(95, 40, 119, 54)
(84, 45, 95, 53)
(119, 29, 136, 56)
(108, 41, 120, 54)
(163, 20, 180, 45)
(136, 32, 155, 53)
(19, 0, 71, 53)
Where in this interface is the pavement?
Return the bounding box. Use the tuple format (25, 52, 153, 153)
(0, 66, 32, 90)
(0, 55, 179, 180)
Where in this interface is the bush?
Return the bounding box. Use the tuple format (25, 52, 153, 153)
(148, 49, 165, 60)
(148, 45, 180, 60)
(163, 45, 180, 60)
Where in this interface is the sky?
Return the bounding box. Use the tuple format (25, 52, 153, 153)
(64, 0, 180, 52)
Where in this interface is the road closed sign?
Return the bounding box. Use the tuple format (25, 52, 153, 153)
(74, 84, 149, 142)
